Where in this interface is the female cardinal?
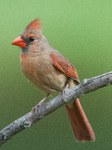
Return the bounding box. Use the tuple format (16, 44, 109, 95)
(11, 19, 95, 142)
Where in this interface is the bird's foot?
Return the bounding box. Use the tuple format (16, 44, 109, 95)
(32, 103, 41, 114)
(60, 82, 69, 96)
(32, 94, 50, 114)
(60, 82, 69, 103)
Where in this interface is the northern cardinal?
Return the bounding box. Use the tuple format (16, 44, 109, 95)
(11, 19, 95, 142)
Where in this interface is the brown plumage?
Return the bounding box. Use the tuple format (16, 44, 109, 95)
(11, 19, 95, 142)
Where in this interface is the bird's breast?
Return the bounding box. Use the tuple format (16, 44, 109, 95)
(20, 54, 67, 93)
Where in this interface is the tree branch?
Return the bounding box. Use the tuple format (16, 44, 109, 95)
(0, 71, 112, 146)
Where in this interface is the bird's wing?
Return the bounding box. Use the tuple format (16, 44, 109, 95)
(50, 54, 80, 84)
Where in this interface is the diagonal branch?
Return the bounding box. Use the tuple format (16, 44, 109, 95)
(0, 71, 112, 146)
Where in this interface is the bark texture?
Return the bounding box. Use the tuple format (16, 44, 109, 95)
(0, 71, 112, 146)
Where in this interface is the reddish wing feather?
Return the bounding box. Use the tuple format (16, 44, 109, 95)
(50, 54, 80, 84)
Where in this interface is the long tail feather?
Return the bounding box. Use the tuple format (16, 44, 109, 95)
(65, 98, 95, 142)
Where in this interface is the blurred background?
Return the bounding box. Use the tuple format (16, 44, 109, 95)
(0, 0, 112, 149)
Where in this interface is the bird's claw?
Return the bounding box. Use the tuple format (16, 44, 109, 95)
(32, 104, 40, 114)
(32, 94, 50, 114)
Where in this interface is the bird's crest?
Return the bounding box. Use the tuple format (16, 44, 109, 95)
(26, 18, 42, 30)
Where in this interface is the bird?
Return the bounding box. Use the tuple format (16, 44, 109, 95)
(11, 18, 95, 142)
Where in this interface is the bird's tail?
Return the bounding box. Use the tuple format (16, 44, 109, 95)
(65, 98, 95, 142)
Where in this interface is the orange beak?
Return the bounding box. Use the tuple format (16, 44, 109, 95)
(11, 36, 26, 48)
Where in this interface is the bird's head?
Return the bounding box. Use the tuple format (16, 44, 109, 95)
(11, 19, 48, 55)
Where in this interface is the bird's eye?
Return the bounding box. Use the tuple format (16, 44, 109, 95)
(29, 37, 35, 42)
